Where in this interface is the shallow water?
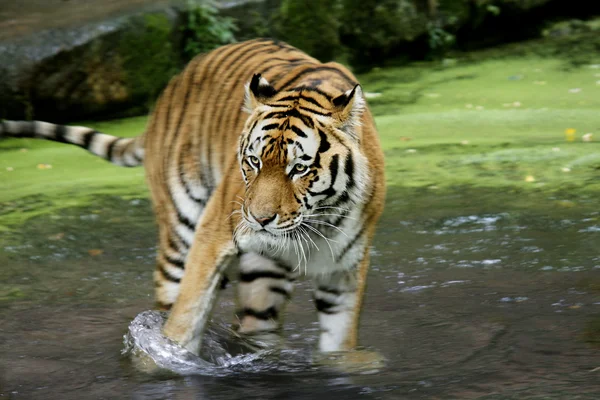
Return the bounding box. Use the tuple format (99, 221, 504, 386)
(1, 191, 599, 399)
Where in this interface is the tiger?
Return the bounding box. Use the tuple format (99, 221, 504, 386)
(0, 38, 385, 355)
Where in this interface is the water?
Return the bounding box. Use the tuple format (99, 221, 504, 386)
(1, 192, 599, 399)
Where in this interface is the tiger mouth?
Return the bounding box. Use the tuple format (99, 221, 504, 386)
(244, 218, 303, 236)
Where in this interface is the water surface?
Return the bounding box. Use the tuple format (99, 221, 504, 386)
(1, 191, 598, 399)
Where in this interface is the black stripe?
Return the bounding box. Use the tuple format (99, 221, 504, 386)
(262, 123, 279, 131)
(239, 306, 278, 321)
(308, 154, 338, 198)
(163, 75, 181, 136)
(337, 226, 366, 261)
(172, 57, 203, 140)
(167, 235, 182, 254)
(292, 86, 333, 101)
(300, 95, 327, 109)
(328, 154, 339, 190)
(315, 298, 338, 314)
(165, 253, 185, 269)
(106, 137, 123, 161)
(178, 146, 208, 205)
(158, 264, 181, 283)
(318, 129, 331, 153)
(269, 286, 291, 299)
(171, 228, 190, 249)
(176, 209, 196, 231)
(278, 66, 356, 91)
(298, 106, 331, 116)
(81, 130, 97, 150)
(276, 95, 299, 103)
(263, 110, 286, 120)
(344, 153, 355, 190)
(290, 125, 307, 138)
(239, 270, 287, 283)
(54, 125, 68, 143)
(317, 286, 343, 296)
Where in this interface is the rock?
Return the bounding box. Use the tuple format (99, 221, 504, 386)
(0, 0, 259, 123)
(0, 2, 184, 122)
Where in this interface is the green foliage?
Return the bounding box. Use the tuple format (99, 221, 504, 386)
(273, 0, 342, 62)
(427, 21, 455, 56)
(118, 13, 180, 108)
(182, 0, 237, 61)
(339, 0, 425, 71)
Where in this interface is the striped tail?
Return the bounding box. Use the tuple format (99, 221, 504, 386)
(0, 120, 144, 167)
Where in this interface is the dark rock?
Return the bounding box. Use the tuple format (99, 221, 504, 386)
(0, 4, 185, 122)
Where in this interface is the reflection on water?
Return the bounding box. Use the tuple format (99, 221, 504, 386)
(1, 193, 599, 399)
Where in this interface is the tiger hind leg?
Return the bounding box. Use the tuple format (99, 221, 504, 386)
(313, 269, 362, 352)
(235, 252, 295, 334)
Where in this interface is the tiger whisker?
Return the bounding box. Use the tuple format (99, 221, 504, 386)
(313, 206, 350, 212)
(301, 223, 336, 261)
(304, 213, 356, 220)
(299, 225, 319, 252)
(304, 219, 349, 237)
(297, 227, 312, 257)
(296, 230, 308, 275)
(225, 209, 241, 221)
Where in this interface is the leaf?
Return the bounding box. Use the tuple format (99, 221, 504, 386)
(88, 249, 103, 257)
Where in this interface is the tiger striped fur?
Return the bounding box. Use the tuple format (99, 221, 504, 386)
(1, 38, 386, 354)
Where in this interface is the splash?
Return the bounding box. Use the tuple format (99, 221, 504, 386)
(122, 310, 311, 376)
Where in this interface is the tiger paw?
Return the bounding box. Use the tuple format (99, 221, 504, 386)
(315, 348, 386, 374)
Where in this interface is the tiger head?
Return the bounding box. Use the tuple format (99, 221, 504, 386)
(236, 74, 369, 241)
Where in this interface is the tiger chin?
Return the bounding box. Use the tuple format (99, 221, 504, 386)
(0, 39, 385, 355)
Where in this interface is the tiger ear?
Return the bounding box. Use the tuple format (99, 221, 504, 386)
(244, 73, 277, 113)
(331, 84, 365, 137)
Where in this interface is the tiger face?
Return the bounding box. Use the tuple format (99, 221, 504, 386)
(237, 74, 369, 241)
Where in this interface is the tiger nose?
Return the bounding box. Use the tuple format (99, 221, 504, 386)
(254, 213, 276, 227)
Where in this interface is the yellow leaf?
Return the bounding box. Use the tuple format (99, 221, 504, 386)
(88, 249, 103, 256)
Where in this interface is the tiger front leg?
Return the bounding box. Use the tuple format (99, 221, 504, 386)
(162, 198, 238, 354)
(313, 249, 371, 353)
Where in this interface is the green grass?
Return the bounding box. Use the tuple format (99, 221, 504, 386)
(1, 43, 599, 227)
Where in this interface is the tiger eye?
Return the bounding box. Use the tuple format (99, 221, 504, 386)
(293, 164, 308, 174)
(248, 156, 260, 168)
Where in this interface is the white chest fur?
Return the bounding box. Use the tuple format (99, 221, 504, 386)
(235, 207, 365, 277)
